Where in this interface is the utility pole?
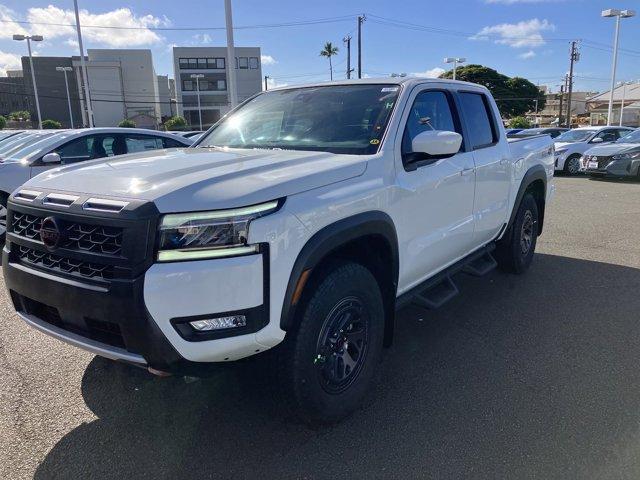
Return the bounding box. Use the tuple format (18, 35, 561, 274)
(357, 15, 365, 79)
(264, 75, 269, 91)
(74, 0, 93, 127)
(557, 84, 564, 127)
(343, 35, 353, 79)
(565, 40, 579, 128)
(224, 0, 238, 109)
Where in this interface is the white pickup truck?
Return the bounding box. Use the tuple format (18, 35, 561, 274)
(2, 78, 554, 424)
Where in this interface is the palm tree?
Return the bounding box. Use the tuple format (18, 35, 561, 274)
(320, 41, 339, 81)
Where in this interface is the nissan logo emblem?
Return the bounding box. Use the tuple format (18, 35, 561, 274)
(40, 217, 64, 250)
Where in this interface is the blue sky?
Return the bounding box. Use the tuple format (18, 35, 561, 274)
(0, 0, 638, 93)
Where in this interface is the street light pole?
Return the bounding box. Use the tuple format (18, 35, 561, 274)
(13, 34, 43, 129)
(602, 9, 636, 126)
(224, 0, 238, 109)
(74, 0, 93, 128)
(56, 66, 74, 128)
(444, 57, 466, 81)
(191, 74, 204, 131)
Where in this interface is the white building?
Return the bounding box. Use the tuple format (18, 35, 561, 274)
(172, 46, 262, 128)
(157, 74, 175, 120)
(73, 49, 161, 129)
(587, 82, 640, 127)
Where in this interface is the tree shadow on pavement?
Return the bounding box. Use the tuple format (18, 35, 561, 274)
(34, 254, 640, 480)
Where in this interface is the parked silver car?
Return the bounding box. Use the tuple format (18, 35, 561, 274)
(582, 128, 640, 178)
(0, 128, 192, 240)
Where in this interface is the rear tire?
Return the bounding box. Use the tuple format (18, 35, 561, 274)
(495, 193, 539, 274)
(563, 154, 581, 175)
(278, 261, 385, 425)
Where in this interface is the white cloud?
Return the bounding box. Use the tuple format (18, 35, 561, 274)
(0, 50, 22, 76)
(22, 6, 168, 47)
(411, 67, 445, 78)
(0, 5, 27, 39)
(192, 33, 212, 44)
(471, 18, 555, 48)
(518, 50, 536, 59)
(261, 55, 277, 66)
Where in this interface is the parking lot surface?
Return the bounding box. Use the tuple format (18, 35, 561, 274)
(1, 176, 640, 480)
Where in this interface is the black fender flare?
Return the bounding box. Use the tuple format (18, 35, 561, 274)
(506, 164, 547, 234)
(279, 210, 399, 331)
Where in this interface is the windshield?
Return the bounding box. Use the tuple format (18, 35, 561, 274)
(556, 130, 594, 143)
(616, 129, 640, 144)
(1, 133, 60, 162)
(196, 84, 400, 155)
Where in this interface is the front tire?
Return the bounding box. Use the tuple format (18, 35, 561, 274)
(495, 193, 539, 274)
(278, 262, 385, 425)
(0, 193, 8, 246)
(563, 154, 581, 175)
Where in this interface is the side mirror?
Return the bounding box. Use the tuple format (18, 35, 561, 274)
(590, 137, 604, 144)
(42, 152, 61, 164)
(411, 130, 462, 157)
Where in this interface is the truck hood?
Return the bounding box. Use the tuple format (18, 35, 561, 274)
(584, 143, 640, 156)
(24, 147, 368, 212)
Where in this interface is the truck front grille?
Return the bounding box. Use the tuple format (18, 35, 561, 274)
(17, 245, 115, 280)
(11, 212, 123, 256)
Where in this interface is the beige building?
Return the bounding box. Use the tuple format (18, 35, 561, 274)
(586, 82, 640, 127)
(530, 91, 591, 126)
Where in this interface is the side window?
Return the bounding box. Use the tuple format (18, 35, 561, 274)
(458, 92, 498, 150)
(55, 137, 92, 163)
(401, 90, 459, 157)
(163, 137, 185, 148)
(595, 130, 617, 142)
(125, 135, 164, 153)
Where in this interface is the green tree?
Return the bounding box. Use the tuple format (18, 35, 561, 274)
(320, 41, 339, 81)
(164, 115, 188, 131)
(0, 115, 6, 130)
(440, 64, 545, 118)
(508, 116, 531, 129)
(9, 110, 30, 121)
(42, 119, 62, 129)
(118, 119, 136, 128)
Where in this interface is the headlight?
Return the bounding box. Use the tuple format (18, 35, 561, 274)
(157, 200, 280, 262)
(612, 151, 640, 160)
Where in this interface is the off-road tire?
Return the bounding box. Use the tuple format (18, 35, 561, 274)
(278, 261, 385, 426)
(495, 193, 539, 274)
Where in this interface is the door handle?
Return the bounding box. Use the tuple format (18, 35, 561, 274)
(461, 167, 475, 176)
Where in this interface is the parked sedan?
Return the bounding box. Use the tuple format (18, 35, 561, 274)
(582, 128, 640, 178)
(0, 128, 192, 240)
(553, 126, 634, 175)
(508, 127, 568, 139)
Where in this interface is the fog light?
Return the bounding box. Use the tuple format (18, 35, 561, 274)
(190, 315, 247, 331)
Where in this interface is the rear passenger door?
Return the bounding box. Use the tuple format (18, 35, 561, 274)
(457, 91, 512, 245)
(393, 88, 477, 288)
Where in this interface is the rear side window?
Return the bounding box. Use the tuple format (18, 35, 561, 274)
(459, 92, 497, 150)
(125, 135, 164, 153)
(163, 137, 185, 148)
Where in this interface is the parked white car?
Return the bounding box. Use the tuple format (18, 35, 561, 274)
(3, 78, 554, 424)
(554, 126, 634, 175)
(0, 128, 192, 240)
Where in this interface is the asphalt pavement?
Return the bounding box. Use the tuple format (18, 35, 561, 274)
(1, 176, 640, 479)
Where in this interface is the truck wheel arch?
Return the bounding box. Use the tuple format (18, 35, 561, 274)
(508, 165, 547, 236)
(279, 211, 399, 345)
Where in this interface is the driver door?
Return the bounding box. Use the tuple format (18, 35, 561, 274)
(393, 88, 477, 291)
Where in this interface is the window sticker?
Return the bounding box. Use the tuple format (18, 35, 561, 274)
(381, 87, 398, 92)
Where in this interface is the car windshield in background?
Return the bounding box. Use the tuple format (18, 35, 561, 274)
(556, 130, 594, 142)
(196, 84, 400, 155)
(1, 133, 62, 162)
(617, 129, 640, 143)
(512, 128, 547, 136)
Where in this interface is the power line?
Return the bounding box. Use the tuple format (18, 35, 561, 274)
(0, 15, 357, 31)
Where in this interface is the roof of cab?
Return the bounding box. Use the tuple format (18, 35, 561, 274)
(268, 76, 486, 91)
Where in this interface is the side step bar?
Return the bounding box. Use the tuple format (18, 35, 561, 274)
(396, 244, 497, 311)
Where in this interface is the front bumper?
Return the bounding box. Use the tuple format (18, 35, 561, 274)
(583, 157, 638, 177)
(2, 192, 272, 375)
